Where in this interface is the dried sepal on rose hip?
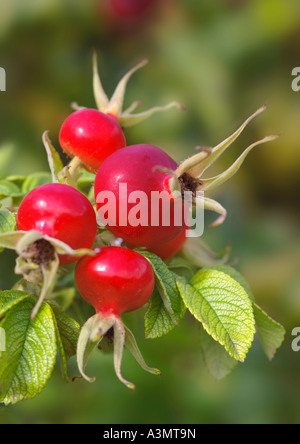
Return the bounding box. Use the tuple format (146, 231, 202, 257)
(59, 54, 184, 173)
(75, 246, 160, 390)
(0, 230, 95, 319)
(169, 104, 280, 227)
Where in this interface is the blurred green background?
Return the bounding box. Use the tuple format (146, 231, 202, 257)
(1, 0, 300, 424)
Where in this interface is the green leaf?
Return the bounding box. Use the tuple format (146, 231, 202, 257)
(205, 265, 255, 302)
(199, 325, 238, 380)
(51, 304, 81, 382)
(0, 210, 16, 253)
(177, 270, 255, 362)
(252, 303, 285, 361)
(77, 169, 96, 187)
(51, 305, 80, 361)
(0, 180, 22, 198)
(205, 265, 285, 359)
(0, 297, 57, 405)
(144, 288, 176, 339)
(0, 197, 13, 208)
(6, 175, 26, 187)
(167, 257, 195, 280)
(139, 251, 186, 324)
(0, 290, 30, 317)
(21, 172, 52, 194)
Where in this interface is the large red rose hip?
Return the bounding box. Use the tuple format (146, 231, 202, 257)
(94, 144, 187, 249)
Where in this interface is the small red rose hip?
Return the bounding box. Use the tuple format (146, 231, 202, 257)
(59, 109, 126, 173)
(75, 246, 155, 317)
(75, 246, 159, 390)
(17, 183, 97, 265)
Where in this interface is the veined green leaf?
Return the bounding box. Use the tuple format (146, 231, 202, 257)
(177, 270, 255, 362)
(51, 305, 80, 361)
(199, 325, 238, 380)
(144, 288, 176, 339)
(0, 298, 57, 405)
(50, 304, 81, 382)
(203, 265, 255, 302)
(0, 210, 16, 253)
(139, 251, 186, 324)
(253, 303, 285, 361)
(204, 265, 285, 360)
(0, 290, 30, 317)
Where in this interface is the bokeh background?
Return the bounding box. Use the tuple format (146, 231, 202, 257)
(0, 0, 300, 424)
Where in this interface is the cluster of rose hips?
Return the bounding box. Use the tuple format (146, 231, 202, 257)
(17, 65, 187, 321)
(13, 57, 192, 388)
(14, 57, 276, 388)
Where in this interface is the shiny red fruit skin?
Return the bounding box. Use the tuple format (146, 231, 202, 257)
(149, 228, 187, 261)
(59, 109, 126, 173)
(94, 144, 186, 249)
(75, 247, 155, 317)
(17, 183, 97, 265)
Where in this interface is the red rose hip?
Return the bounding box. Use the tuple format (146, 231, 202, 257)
(75, 246, 155, 317)
(94, 144, 187, 249)
(59, 109, 126, 173)
(17, 183, 97, 265)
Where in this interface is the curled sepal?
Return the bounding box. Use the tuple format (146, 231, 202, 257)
(77, 313, 116, 383)
(93, 51, 110, 113)
(119, 102, 184, 129)
(168, 104, 279, 228)
(0, 230, 95, 314)
(175, 104, 268, 179)
(124, 325, 161, 376)
(113, 318, 136, 390)
(0, 230, 95, 261)
(42, 131, 82, 188)
(92, 53, 183, 125)
(200, 135, 279, 192)
(194, 195, 227, 227)
(30, 257, 59, 320)
(108, 59, 149, 117)
(182, 237, 232, 268)
(0, 230, 94, 319)
(42, 131, 64, 184)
